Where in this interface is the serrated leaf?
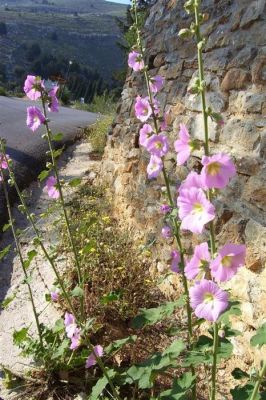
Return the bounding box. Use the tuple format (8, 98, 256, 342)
(159, 372, 195, 399)
(53, 148, 64, 159)
(53, 318, 65, 333)
(51, 339, 69, 360)
(105, 335, 137, 355)
(23, 249, 38, 269)
(231, 384, 259, 400)
(218, 301, 242, 325)
(131, 298, 185, 329)
(232, 368, 249, 380)
(250, 323, 266, 348)
(38, 169, 49, 182)
(0, 244, 11, 261)
(13, 327, 29, 345)
(89, 369, 116, 400)
(71, 286, 84, 298)
(68, 178, 81, 187)
(52, 132, 64, 142)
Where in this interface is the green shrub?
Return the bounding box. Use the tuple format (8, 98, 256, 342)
(84, 114, 114, 154)
(0, 86, 7, 96)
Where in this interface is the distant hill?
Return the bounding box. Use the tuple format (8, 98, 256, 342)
(0, 0, 128, 91)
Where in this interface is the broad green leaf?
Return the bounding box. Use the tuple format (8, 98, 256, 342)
(68, 178, 82, 187)
(100, 291, 121, 305)
(2, 223, 11, 232)
(231, 384, 259, 400)
(1, 293, 16, 309)
(52, 132, 64, 142)
(89, 369, 116, 400)
(38, 169, 49, 182)
(131, 298, 185, 329)
(51, 339, 69, 360)
(53, 318, 65, 333)
(53, 148, 64, 159)
(71, 286, 84, 298)
(232, 368, 249, 380)
(23, 249, 38, 269)
(159, 372, 195, 399)
(13, 327, 29, 345)
(218, 301, 241, 324)
(0, 244, 11, 261)
(105, 335, 137, 355)
(250, 323, 266, 348)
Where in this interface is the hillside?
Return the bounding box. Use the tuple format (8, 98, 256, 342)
(0, 0, 128, 89)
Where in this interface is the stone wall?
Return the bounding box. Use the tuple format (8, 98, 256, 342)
(99, 0, 266, 356)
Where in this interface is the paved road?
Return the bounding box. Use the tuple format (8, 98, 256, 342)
(0, 96, 97, 223)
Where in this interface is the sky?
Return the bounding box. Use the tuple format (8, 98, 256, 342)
(105, 0, 131, 4)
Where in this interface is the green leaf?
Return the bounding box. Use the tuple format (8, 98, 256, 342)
(100, 291, 121, 305)
(1, 293, 16, 309)
(89, 369, 116, 400)
(250, 323, 266, 348)
(53, 147, 64, 159)
(53, 318, 65, 333)
(2, 223, 11, 232)
(105, 335, 137, 355)
(231, 384, 259, 400)
(68, 178, 82, 187)
(159, 372, 195, 399)
(23, 249, 38, 269)
(218, 301, 242, 324)
(38, 169, 49, 182)
(71, 286, 84, 298)
(232, 368, 249, 380)
(82, 240, 97, 254)
(131, 298, 185, 329)
(51, 339, 69, 360)
(52, 132, 64, 142)
(0, 244, 11, 261)
(13, 327, 29, 345)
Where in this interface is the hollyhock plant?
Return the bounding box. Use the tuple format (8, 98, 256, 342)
(45, 176, 60, 199)
(24, 75, 44, 100)
(189, 279, 229, 322)
(201, 153, 236, 189)
(135, 96, 152, 122)
(178, 171, 205, 192)
(64, 312, 77, 339)
(50, 290, 59, 302)
(70, 328, 81, 350)
(0, 153, 10, 170)
(149, 75, 164, 93)
(161, 225, 172, 239)
(128, 51, 144, 72)
(185, 242, 211, 280)
(160, 203, 171, 214)
(171, 249, 181, 273)
(147, 155, 163, 179)
(146, 134, 169, 157)
(174, 124, 193, 165)
(177, 188, 215, 234)
(139, 124, 153, 147)
(26, 106, 46, 132)
(210, 243, 246, 282)
(85, 345, 104, 368)
(48, 86, 59, 112)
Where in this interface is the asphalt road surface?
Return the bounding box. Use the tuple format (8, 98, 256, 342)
(0, 96, 98, 224)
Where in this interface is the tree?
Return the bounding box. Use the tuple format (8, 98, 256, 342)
(26, 43, 41, 62)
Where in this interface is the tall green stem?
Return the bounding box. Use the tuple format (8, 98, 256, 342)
(40, 94, 85, 319)
(210, 322, 218, 400)
(249, 361, 266, 400)
(0, 164, 43, 349)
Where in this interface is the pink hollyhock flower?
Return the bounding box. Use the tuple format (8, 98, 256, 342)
(185, 242, 211, 280)
(50, 290, 59, 302)
(160, 203, 171, 214)
(45, 176, 59, 199)
(139, 124, 153, 147)
(210, 243, 246, 282)
(64, 312, 77, 338)
(201, 153, 236, 189)
(128, 51, 144, 72)
(48, 86, 59, 112)
(171, 249, 181, 273)
(26, 106, 45, 132)
(177, 188, 215, 234)
(0, 154, 10, 170)
(189, 279, 229, 322)
(174, 124, 193, 165)
(147, 155, 163, 179)
(178, 171, 205, 192)
(135, 96, 152, 122)
(149, 75, 164, 94)
(85, 345, 104, 368)
(161, 225, 172, 239)
(152, 97, 160, 115)
(24, 75, 44, 100)
(70, 328, 81, 350)
(146, 134, 169, 157)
